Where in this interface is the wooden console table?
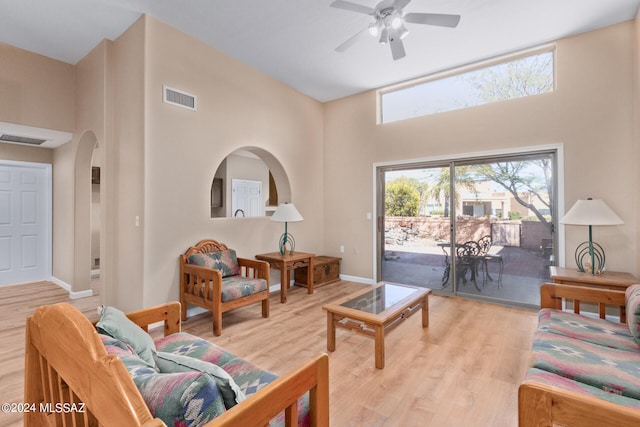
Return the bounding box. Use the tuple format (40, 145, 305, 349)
(255, 252, 315, 303)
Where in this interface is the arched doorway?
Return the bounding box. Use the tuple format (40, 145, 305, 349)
(73, 131, 99, 296)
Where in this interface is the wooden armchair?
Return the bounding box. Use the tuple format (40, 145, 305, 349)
(180, 239, 270, 336)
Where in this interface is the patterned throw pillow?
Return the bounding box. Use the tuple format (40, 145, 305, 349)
(187, 250, 241, 278)
(133, 371, 226, 426)
(155, 351, 246, 409)
(626, 284, 640, 344)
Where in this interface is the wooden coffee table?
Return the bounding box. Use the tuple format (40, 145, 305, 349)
(323, 282, 431, 369)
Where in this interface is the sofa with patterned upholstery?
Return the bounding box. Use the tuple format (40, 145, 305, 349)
(24, 301, 329, 427)
(97, 308, 311, 427)
(518, 283, 640, 427)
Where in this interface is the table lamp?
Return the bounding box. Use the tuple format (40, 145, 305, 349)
(271, 202, 303, 255)
(559, 198, 623, 275)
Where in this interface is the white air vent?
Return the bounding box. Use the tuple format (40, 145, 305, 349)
(163, 85, 197, 111)
(0, 134, 47, 145)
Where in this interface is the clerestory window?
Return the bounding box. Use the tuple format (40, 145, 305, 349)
(379, 47, 554, 123)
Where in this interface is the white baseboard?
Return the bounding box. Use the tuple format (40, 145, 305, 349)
(49, 275, 70, 291)
(70, 289, 94, 299)
(50, 276, 94, 300)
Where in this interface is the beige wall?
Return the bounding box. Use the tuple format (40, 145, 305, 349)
(0, 143, 53, 164)
(141, 17, 324, 308)
(323, 21, 638, 279)
(108, 17, 146, 310)
(0, 42, 75, 132)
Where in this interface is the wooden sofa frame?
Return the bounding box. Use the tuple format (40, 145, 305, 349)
(24, 301, 329, 427)
(518, 283, 640, 427)
(180, 239, 270, 336)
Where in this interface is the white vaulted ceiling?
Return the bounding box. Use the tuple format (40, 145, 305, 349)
(0, 0, 638, 102)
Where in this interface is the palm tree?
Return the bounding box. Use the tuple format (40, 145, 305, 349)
(427, 166, 477, 217)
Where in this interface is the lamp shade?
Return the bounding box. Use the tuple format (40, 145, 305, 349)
(560, 199, 623, 226)
(270, 203, 303, 223)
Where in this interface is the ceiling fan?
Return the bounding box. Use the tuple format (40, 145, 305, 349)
(330, 0, 461, 60)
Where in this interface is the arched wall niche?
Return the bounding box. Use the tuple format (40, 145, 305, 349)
(210, 146, 292, 218)
(73, 130, 99, 293)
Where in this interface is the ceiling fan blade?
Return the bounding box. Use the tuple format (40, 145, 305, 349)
(335, 27, 370, 52)
(389, 31, 406, 60)
(330, 0, 376, 15)
(404, 13, 461, 28)
(393, 0, 412, 11)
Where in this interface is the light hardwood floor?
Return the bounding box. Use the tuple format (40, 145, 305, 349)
(0, 280, 538, 426)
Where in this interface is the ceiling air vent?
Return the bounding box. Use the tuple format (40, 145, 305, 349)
(0, 134, 47, 145)
(163, 85, 197, 111)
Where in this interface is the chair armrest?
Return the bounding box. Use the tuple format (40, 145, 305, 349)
(238, 258, 270, 280)
(210, 353, 329, 427)
(541, 283, 626, 307)
(125, 302, 182, 336)
(182, 263, 224, 281)
(519, 380, 640, 427)
(540, 283, 627, 322)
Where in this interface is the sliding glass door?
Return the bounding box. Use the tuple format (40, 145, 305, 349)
(378, 150, 557, 307)
(379, 164, 453, 291)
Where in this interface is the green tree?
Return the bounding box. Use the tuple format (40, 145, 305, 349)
(471, 159, 552, 227)
(385, 178, 420, 216)
(427, 166, 476, 217)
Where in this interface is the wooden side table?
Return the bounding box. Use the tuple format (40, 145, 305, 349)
(549, 266, 638, 318)
(255, 252, 315, 303)
(549, 266, 638, 291)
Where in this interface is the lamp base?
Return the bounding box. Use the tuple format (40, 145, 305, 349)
(279, 232, 296, 256)
(575, 241, 605, 275)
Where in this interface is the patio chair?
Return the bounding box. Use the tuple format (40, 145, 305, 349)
(477, 235, 504, 287)
(456, 241, 482, 291)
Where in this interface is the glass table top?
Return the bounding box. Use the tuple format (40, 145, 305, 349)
(340, 283, 418, 315)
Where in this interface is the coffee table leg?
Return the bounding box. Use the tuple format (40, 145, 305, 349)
(327, 312, 336, 352)
(374, 325, 384, 369)
(421, 295, 429, 328)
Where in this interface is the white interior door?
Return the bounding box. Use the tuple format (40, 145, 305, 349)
(231, 179, 262, 217)
(0, 161, 51, 285)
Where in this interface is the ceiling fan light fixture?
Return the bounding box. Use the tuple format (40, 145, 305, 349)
(331, 0, 461, 60)
(390, 15, 403, 30)
(398, 23, 409, 39)
(368, 21, 381, 37)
